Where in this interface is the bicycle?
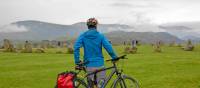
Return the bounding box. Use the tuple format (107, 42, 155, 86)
(74, 55, 140, 88)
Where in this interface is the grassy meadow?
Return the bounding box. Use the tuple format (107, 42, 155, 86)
(0, 45, 200, 88)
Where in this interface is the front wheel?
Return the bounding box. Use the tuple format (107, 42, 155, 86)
(113, 75, 140, 88)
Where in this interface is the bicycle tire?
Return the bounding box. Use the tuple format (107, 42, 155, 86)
(113, 75, 140, 88)
(74, 78, 88, 88)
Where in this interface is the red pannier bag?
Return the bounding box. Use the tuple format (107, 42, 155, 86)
(56, 71, 76, 88)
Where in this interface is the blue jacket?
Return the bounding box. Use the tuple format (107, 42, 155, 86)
(74, 28, 117, 67)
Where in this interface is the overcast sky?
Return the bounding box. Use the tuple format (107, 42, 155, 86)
(0, 0, 200, 26)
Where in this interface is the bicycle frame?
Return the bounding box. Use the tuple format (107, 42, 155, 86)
(101, 64, 123, 88)
(83, 62, 123, 88)
(76, 55, 127, 88)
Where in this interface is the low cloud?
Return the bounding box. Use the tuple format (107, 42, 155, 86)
(159, 26, 193, 31)
(0, 24, 29, 33)
(109, 0, 159, 9)
(117, 11, 153, 25)
(110, 3, 133, 7)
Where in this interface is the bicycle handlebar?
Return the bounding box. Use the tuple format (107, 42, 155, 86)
(106, 55, 127, 62)
(75, 55, 127, 72)
(76, 55, 127, 68)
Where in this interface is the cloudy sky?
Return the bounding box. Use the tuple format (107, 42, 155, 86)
(0, 0, 200, 26)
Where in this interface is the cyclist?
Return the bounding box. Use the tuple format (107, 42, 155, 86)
(74, 18, 118, 86)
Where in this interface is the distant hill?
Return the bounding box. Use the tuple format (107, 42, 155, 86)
(181, 35, 200, 43)
(0, 20, 183, 44)
(0, 20, 132, 41)
(105, 31, 182, 44)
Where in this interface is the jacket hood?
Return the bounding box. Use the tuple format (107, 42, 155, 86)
(84, 29, 99, 39)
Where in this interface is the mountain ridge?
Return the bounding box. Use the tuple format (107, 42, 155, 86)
(0, 20, 184, 44)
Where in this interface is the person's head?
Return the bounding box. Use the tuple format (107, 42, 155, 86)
(87, 18, 98, 29)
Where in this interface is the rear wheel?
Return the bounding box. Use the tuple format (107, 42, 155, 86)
(113, 75, 139, 88)
(74, 78, 88, 88)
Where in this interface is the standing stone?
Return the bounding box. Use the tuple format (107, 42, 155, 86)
(51, 40, 58, 48)
(130, 47, 137, 54)
(0, 45, 3, 52)
(0, 45, 2, 49)
(3, 39, 10, 50)
(15, 43, 23, 53)
(24, 41, 32, 53)
(123, 41, 126, 46)
(67, 47, 74, 54)
(58, 41, 65, 48)
(41, 40, 50, 49)
(58, 41, 61, 47)
(131, 40, 136, 48)
(183, 39, 194, 51)
(35, 48, 45, 53)
(32, 43, 39, 48)
(124, 46, 137, 54)
(3, 39, 15, 52)
(124, 41, 137, 54)
(124, 47, 131, 54)
(67, 43, 74, 54)
(136, 40, 141, 46)
(153, 41, 162, 52)
(130, 40, 138, 53)
(62, 41, 68, 48)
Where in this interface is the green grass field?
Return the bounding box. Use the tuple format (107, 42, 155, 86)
(0, 45, 200, 88)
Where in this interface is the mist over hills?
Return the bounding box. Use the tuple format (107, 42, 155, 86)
(0, 20, 132, 40)
(159, 22, 200, 40)
(0, 20, 199, 44)
(105, 31, 181, 44)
